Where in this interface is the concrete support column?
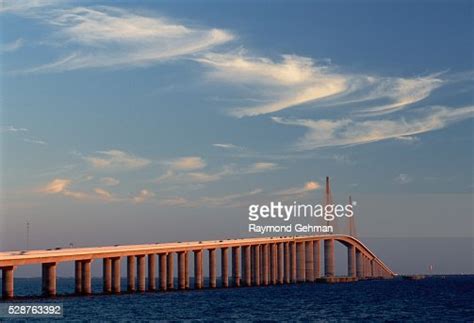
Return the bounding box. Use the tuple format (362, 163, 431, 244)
(74, 260, 82, 294)
(356, 250, 363, 278)
(284, 242, 290, 283)
(1, 267, 14, 299)
(42, 262, 57, 297)
(148, 254, 156, 291)
(137, 255, 146, 292)
(209, 249, 217, 288)
(221, 248, 229, 288)
(261, 244, 269, 285)
(278, 243, 284, 284)
(194, 250, 203, 289)
(314, 240, 321, 278)
(159, 253, 167, 291)
(296, 242, 306, 282)
(305, 241, 314, 282)
(232, 247, 241, 287)
(290, 242, 297, 283)
(112, 257, 121, 293)
(252, 245, 260, 286)
(178, 252, 186, 290)
(167, 253, 174, 290)
(348, 245, 356, 277)
(324, 239, 335, 277)
(184, 252, 190, 288)
(82, 260, 92, 294)
(271, 244, 278, 284)
(370, 259, 374, 278)
(243, 245, 251, 286)
(127, 256, 136, 292)
(103, 258, 112, 293)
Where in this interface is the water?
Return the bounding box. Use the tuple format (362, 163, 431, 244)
(4, 276, 474, 321)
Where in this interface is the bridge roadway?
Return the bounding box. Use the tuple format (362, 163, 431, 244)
(0, 234, 395, 299)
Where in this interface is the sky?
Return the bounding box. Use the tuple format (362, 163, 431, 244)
(0, 0, 473, 275)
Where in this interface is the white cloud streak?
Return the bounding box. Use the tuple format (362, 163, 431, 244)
(83, 150, 151, 171)
(272, 105, 474, 150)
(0, 38, 24, 53)
(19, 6, 233, 73)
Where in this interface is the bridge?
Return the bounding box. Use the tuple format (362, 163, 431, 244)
(0, 234, 395, 299)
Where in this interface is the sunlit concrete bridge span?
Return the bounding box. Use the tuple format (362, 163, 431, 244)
(0, 234, 395, 299)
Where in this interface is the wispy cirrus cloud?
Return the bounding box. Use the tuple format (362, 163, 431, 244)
(17, 6, 233, 73)
(272, 105, 474, 150)
(213, 143, 243, 150)
(0, 38, 24, 53)
(100, 177, 120, 186)
(274, 181, 320, 197)
(38, 178, 153, 203)
(83, 150, 151, 171)
(1, 125, 47, 145)
(198, 51, 347, 117)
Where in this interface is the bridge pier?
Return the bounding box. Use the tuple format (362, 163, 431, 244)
(271, 244, 278, 284)
(296, 242, 306, 282)
(262, 244, 269, 285)
(167, 253, 174, 290)
(137, 255, 146, 292)
(243, 246, 251, 286)
(112, 257, 121, 293)
(209, 249, 217, 288)
(42, 262, 57, 297)
(184, 252, 189, 288)
(284, 242, 290, 283)
(127, 256, 136, 292)
(290, 242, 297, 282)
(82, 260, 92, 294)
(221, 247, 229, 287)
(305, 241, 314, 282)
(159, 253, 167, 291)
(314, 240, 321, 278)
(348, 245, 356, 277)
(178, 252, 186, 290)
(103, 258, 112, 293)
(194, 250, 203, 289)
(74, 260, 82, 294)
(278, 243, 284, 284)
(356, 250, 363, 278)
(252, 245, 260, 286)
(148, 254, 156, 291)
(232, 246, 241, 287)
(324, 239, 335, 277)
(2, 266, 14, 299)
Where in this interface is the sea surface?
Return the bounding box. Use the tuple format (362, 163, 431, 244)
(4, 275, 474, 321)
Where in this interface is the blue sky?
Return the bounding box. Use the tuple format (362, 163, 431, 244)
(0, 1, 473, 273)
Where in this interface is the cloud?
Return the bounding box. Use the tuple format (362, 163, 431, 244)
(23, 138, 47, 145)
(169, 156, 206, 171)
(0, 38, 24, 53)
(394, 174, 413, 184)
(19, 6, 233, 73)
(274, 181, 321, 196)
(132, 189, 155, 203)
(198, 52, 347, 117)
(245, 162, 279, 173)
(94, 188, 114, 200)
(39, 178, 71, 194)
(83, 150, 151, 171)
(272, 105, 474, 150)
(100, 177, 120, 186)
(213, 143, 242, 149)
(0, 0, 62, 13)
(0, 125, 28, 133)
